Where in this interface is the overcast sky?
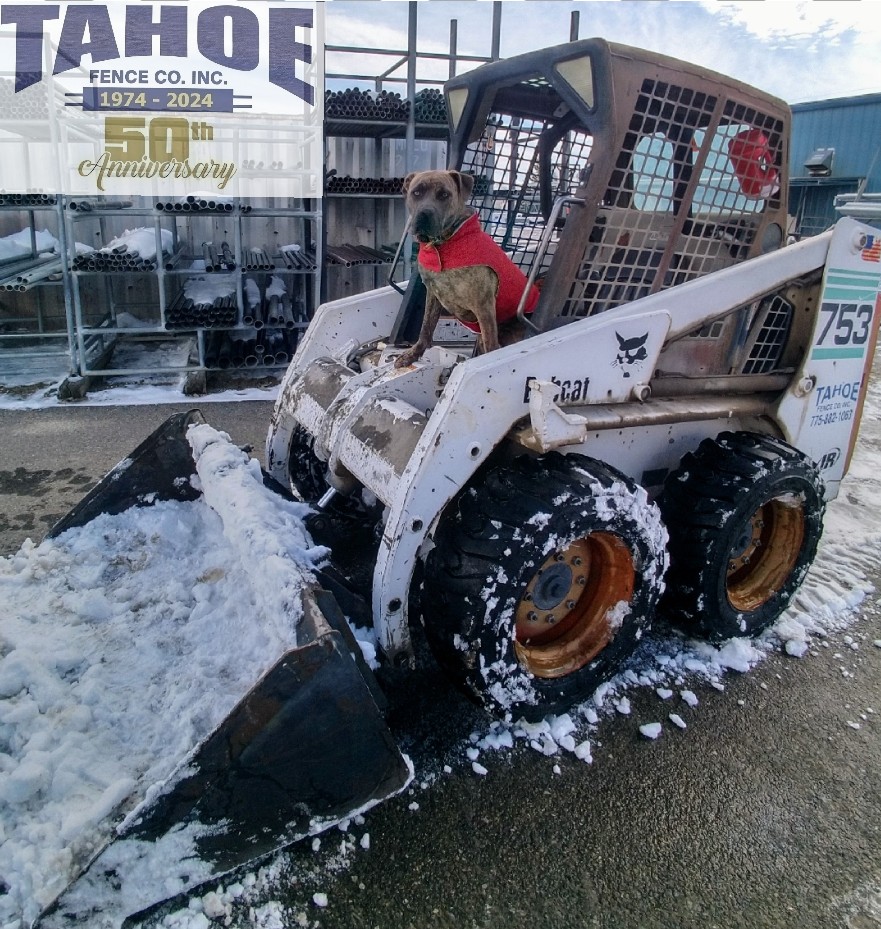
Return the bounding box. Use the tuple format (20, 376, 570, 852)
(324, 1, 881, 106)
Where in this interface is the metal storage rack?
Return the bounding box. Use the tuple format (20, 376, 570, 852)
(65, 196, 322, 390)
(1, 42, 79, 386)
(0, 195, 77, 384)
(0, 4, 510, 391)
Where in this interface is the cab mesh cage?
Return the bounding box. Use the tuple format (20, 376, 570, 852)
(459, 72, 785, 326)
(561, 83, 785, 320)
(459, 78, 593, 272)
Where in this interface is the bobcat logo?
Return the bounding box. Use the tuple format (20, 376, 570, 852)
(613, 332, 649, 378)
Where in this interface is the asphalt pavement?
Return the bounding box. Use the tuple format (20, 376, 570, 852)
(1, 400, 880, 929)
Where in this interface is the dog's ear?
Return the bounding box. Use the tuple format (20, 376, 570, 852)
(402, 172, 418, 194)
(448, 171, 475, 199)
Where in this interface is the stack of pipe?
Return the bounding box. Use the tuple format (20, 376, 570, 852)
(326, 175, 404, 195)
(155, 196, 244, 213)
(325, 88, 409, 121)
(72, 227, 173, 271)
(241, 248, 275, 271)
(201, 241, 236, 272)
(165, 291, 237, 329)
(276, 249, 317, 271)
(242, 276, 310, 329)
(67, 199, 132, 212)
(0, 254, 63, 291)
(0, 78, 48, 119)
(73, 245, 160, 271)
(325, 244, 392, 267)
(205, 328, 298, 369)
(0, 194, 57, 206)
(413, 88, 447, 123)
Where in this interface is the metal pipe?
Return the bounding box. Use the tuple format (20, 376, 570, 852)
(491, 2, 502, 60)
(449, 20, 458, 80)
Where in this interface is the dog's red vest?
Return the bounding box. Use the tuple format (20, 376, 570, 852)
(417, 213, 540, 332)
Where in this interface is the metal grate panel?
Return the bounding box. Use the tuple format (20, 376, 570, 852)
(741, 294, 793, 374)
(460, 108, 593, 271)
(561, 80, 784, 319)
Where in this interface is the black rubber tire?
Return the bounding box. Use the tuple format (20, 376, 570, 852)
(286, 424, 377, 518)
(658, 431, 825, 641)
(420, 452, 669, 720)
(287, 425, 332, 503)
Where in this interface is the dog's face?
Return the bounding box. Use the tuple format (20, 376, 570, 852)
(403, 170, 475, 243)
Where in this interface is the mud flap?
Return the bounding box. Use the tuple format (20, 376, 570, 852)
(35, 412, 412, 927)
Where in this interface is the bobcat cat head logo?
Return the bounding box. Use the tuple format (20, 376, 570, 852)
(613, 332, 649, 378)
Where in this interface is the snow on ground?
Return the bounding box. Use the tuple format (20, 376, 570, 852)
(0, 380, 280, 410)
(1, 372, 881, 926)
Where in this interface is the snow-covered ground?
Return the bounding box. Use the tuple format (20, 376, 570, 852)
(1, 368, 881, 928)
(0, 378, 280, 410)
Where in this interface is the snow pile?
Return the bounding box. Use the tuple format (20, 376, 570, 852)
(0, 424, 325, 928)
(0, 228, 59, 261)
(96, 227, 174, 261)
(183, 274, 236, 306)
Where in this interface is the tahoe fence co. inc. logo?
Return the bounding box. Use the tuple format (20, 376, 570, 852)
(0, 2, 325, 198)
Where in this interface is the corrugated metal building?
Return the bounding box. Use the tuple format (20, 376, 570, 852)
(789, 92, 881, 236)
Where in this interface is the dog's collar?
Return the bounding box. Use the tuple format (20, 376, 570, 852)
(415, 211, 475, 247)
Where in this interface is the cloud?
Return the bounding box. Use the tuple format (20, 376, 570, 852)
(323, 1, 880, 104)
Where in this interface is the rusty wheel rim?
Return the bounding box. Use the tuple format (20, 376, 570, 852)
(513, 532, 635, 679)
(726, 498, 805, 612)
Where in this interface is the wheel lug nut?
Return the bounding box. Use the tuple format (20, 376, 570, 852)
(565, 600, 577, 610)
(554, 553, 566, 562)
(546, 614, 557, 624)
(576, 576, 586, 586)
(527, 611, 539, 622)
(572, 557, 582, 566)
(523, 592, 533, 602)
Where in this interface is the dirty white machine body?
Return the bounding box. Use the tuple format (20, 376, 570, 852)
(268, 221, 878, 655)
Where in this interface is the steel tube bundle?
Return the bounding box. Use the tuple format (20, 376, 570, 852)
(165, 291, 237, 329)
(0, 194, 57, 207)
(277, 249, 317, 271)
(0, 78, 48, 119)
(155, 199, 239, 213)
(243, 248, 275, 271)
(68, 199, 133, 212)
(326, 244, 392, 266)
(325, 87, 409, 121)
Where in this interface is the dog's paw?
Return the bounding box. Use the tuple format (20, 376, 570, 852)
(394, 347, 423, 368)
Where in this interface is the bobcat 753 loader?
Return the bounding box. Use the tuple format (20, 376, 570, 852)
(18, 38, 881, 928)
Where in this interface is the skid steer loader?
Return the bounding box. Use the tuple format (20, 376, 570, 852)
(14, 37, 880, 929)
(267, 38, 881, 721)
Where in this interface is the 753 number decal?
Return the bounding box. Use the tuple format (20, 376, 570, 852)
(817, 301, 874, 347)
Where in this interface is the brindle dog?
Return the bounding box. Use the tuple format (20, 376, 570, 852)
(395, 169, 528, 368)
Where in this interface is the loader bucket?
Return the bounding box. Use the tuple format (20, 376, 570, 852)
(47, 410, 208, 537)
(13, 412, 412, 928)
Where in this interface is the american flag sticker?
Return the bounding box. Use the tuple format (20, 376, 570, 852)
(861, 234, 881, 262)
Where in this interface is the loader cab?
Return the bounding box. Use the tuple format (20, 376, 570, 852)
(444, 38, 791, 335)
